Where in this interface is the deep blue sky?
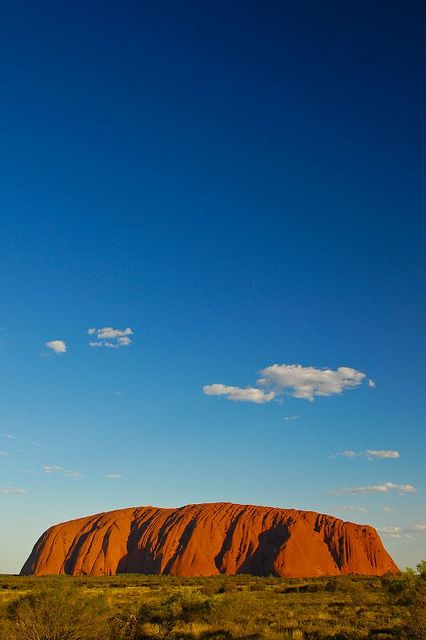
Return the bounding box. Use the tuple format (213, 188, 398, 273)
(0, 1, 425, 573)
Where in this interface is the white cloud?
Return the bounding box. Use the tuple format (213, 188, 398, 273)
(43, 465, 82, 478)
(377, 523, 426, 539)
(368, 379, 376, 388)
(105, 473, 122, 479)
(335, 505, 368, 513)
(379, 526, 405, 538)
(46, 340, 67, 354)
(0, 486, 27, 494)
(94, 327, 132, 339)
(2, 433, 14, 439)
(205, 363, 372, 405)
(89, 341, 119, 348)
(43, 465, 64, 474)
(382, 506, 398, 513)
(331, 481, 417, 495)
(88, 327, 133, 349)
(284, 415, 299, 421)
(332, 449, 400, 460)
(258, 364, 367, 401)
(367, 450, 400, 459)
(63, 470, 83, 478)
(203, 384, 275, 404)
(0, 451, 9, 457)
(332, 450, 357, 459)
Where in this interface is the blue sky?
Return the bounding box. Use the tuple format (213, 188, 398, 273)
(1, 0, 425, 573)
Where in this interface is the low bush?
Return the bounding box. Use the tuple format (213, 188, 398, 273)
(0, 582, 109, 640)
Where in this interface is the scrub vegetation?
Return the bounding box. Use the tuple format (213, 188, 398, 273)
(0, 563, 424, 640)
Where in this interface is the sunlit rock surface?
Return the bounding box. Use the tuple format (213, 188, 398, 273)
(21, 502, 399, 577)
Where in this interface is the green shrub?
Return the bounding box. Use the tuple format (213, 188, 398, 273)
(417, 560, 426, 580)
(2, 582, 109, 640)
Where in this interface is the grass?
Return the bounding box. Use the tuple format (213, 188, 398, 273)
(0, 572, 424, 639)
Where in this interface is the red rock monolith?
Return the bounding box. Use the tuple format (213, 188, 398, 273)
(21, 502, 398, 577)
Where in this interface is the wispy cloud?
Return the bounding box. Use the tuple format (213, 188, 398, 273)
(2, 433, 14, 439)
(334, 505, 368, 513)
(367, 450, 400, 459)
(378, 526, 406, 539)
(382, 506, 398, 513)
(331, 450, 358, 458)
(204, 363, 372, 404)
(379, 523, 426, 539)
(284, 415, 299, 422)
(0, 451, 9, 457)
(43, 465, 83, 478)
(330, 481, 416, 496)
(46, 340, 67, 354)
(0, 486, 27, 494)
(43, 465, 64, 474)
(331, 449, 400, 460)
(88, 327, 133, 348)
(63, 470, 84, 478)
(105, 473, 122, 479)
(203, 384, 275, 404)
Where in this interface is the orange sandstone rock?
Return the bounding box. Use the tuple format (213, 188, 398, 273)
(21, 502, 398, 577)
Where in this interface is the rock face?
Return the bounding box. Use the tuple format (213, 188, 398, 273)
(21, 502, 398, 577)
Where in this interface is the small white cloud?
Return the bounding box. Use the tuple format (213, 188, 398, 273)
(382, 506, 398, 513)
(2, 434, 14, 439)
(284, 415, 299, 421)
(332, 449, 400, 460)
(43, 465, 64, 474)
(335, 505, 368, 513)
(89, 341, 119, 348)
(88, 327, 133, 349)
(368, 379, 376, 388)
(379, 526, 404, 538)
(97, 327, 132, 339)
(46, 340, 67, 354)
(378, 523, 426, 538)
(43, 465, 83, 478)
(203, 384, 275, 404)
(105, 473, 122, 479)
(331, 450, 357, 459)
(0, 486, 27, 494)
(331, 481, 417, 496)
(113, 391, 122, 396)
(367, 450, 400, 459)
(0, 451, 9, 457)
(63, 470, 83, 478)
